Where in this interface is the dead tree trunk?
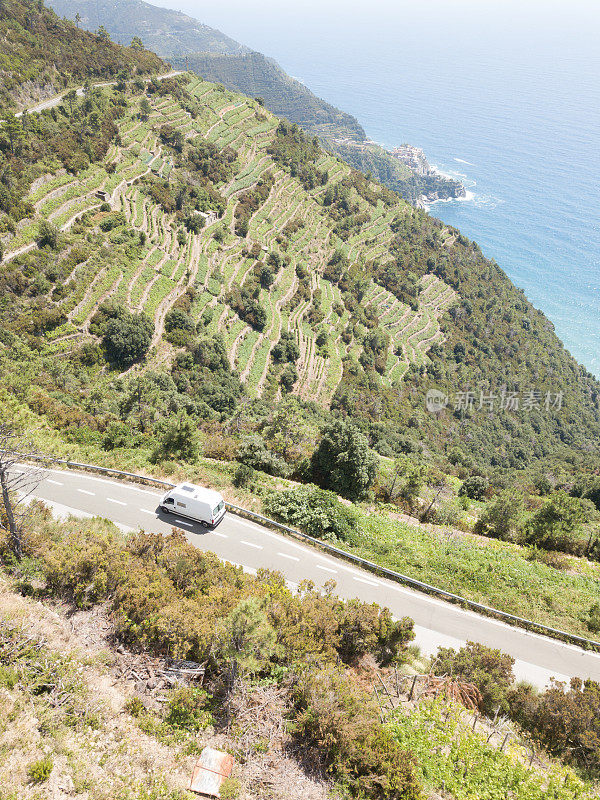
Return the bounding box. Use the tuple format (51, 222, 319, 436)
(0, 425, 47, 559)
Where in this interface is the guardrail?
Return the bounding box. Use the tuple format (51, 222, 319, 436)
(12, 453, 600, 653)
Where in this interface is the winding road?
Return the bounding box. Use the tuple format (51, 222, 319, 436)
(26, 465, 600, 688)
(15, 71, 184, 118)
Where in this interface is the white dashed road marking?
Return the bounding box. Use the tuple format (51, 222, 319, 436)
(241, 540, 263, 550)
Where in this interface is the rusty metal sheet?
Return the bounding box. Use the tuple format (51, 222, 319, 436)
(190, 747, 234, 797)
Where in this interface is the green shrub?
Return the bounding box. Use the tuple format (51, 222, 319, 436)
(233, 463, 254, 488)
(219, 777, 241, 799)
(432, 641, 515, 716)
(291, 668, 422, 800)
(36, 220, 60, 250)
(27, 757, 53, 784)
(237, 435, 289, 477)
(0, 665, 18, 688)
(310, 420, 378, 501)
(474, 490, 525, 540)
(152, 413, 200, 463)
(458, 475, 489, 501)
(523, 491, 596, 554)
(511, 677, 600, 774)
(165, 687, 213, 731)
(264, 485, 359, 544)
(585, 603, 600, 634)
(101, 309, 153, 368)
(125, 696, 145, 717)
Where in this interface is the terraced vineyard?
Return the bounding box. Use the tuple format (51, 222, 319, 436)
(6, 73, 456, 402)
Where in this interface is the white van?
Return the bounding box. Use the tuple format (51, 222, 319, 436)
(160, 483, 226, 527)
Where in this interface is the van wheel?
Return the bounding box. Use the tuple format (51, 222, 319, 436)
(162, 506, 170, 514)
(201, 521, 209, 527)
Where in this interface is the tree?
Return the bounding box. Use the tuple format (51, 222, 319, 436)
(458, 475, 489, 501)
(153, 413, 200, 463)
(64, 89, 78, 115)
(512, 677, 600, 773)
(310, 420, 378, 501)
(74, 11, 81, 27)
(216, 598, 278, 697)
(96, 25, 109, 40)
(139, 97, 151, 121)
(0, 426, 46, 559)
(1, 114, 25, 155)
(130, 36, 144, 50)
(474, 490, 525, 540)
(102, 312, 153, 368)
(261, 397, 314, 464)
(36, 220, 60, 250)
(524, 490, 596, 551)
(380, 456, 426, 510)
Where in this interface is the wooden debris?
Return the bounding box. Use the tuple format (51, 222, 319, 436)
(190, 747, 234, 797)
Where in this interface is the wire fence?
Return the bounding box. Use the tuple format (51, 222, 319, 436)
(11, 452, 600, 653)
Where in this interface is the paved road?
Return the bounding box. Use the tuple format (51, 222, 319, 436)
(27, 466, 600, 688)
(15, 71, 184, 117)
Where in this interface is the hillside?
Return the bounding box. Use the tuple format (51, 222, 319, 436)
(47, 0, 463, 204)
(2, 56, 600, 479)
(0, 0, 164, 113)
(49, 0, 249, 57)
(172, 51, 365, 142)
(170, 52, 466, 204)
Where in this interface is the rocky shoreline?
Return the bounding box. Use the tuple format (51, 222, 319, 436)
(389, 143, 467, 206)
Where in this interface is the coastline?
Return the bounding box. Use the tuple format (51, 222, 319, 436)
(423, 186, 475, 209)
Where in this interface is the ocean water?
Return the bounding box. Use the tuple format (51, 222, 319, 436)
(175, 0, 600, 376)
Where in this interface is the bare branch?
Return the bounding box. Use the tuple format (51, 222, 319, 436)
(0, 424, 49, 559)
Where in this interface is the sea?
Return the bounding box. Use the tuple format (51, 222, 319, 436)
(175, 0, 600, 376)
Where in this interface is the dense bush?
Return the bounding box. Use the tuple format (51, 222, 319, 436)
(523, 491, 596, 553)
(510, 678, 600, 774)
(458, 475, 489, 501)
(271, 331, 300, 363)
(152, 413, 200, 463)
(237, 434, 289, 477)
(432, 641, 515, 716)
(311, 419, 378, 500)
(101, 310, 153, 368)
(38, 524, 413, 669)
(264, 485, 360, 544)
(474, 490, 525, 540)
(226, 285, 267, 331)
(291, 668, 422, 799)
(165, 687, 213, 731)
